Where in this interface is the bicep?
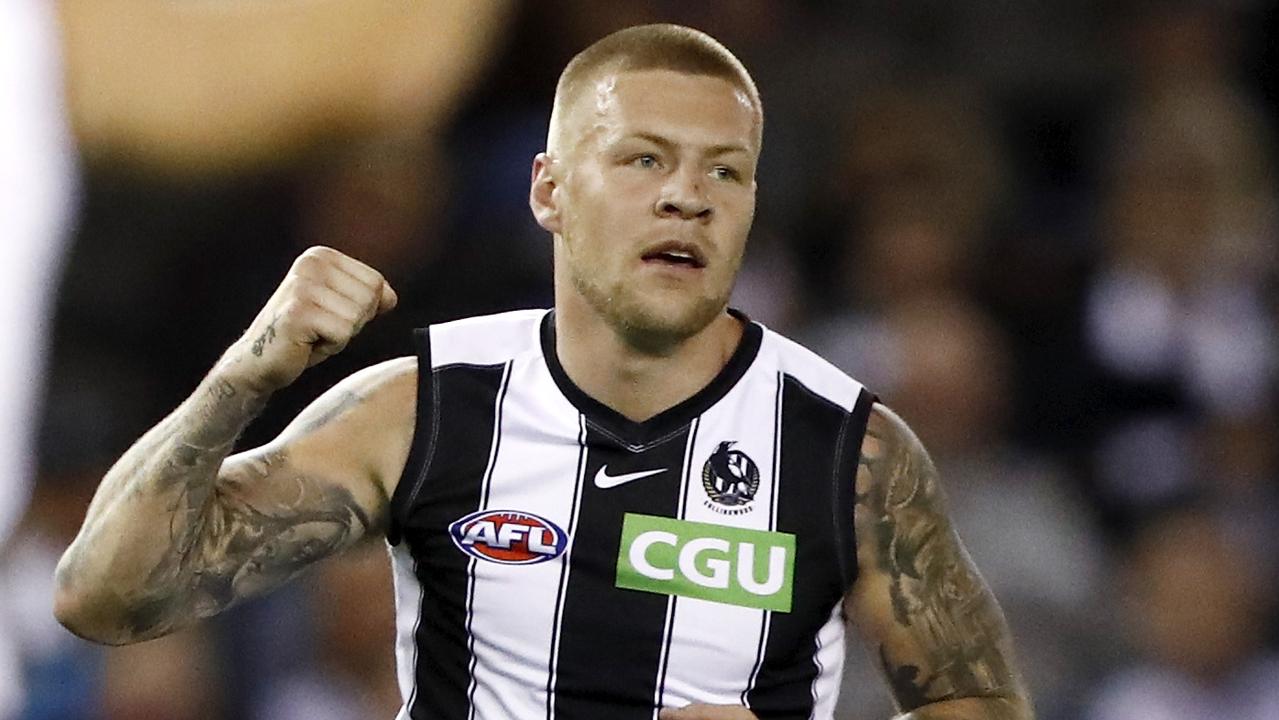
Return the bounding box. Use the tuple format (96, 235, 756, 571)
(192, 358, 415, 612)
(844, 404, 1025, 714)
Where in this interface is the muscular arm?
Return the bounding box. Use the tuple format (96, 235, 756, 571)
(54, 353, 415, 646)
(845, 405, 1033, 720)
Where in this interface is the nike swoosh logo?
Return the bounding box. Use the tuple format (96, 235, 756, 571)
(594, 466, 666, 489)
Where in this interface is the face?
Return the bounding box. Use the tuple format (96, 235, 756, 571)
(532, 69, 759, 348)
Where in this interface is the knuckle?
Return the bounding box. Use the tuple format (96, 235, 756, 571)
(291, 256, 319, 278)
(288, 282, 315, 306)
(302, 245, 336, 260)
(295, 246, 339, 272)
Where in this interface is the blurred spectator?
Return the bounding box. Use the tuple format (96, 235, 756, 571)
(1194, 411, 1279, 586)
(1, 0, 80, 715)
(57, 0, 511, 176)
(1087, 505, 1279, 720)
(1084, 84, 1277, 526)
(254, 546, 399, 720)
(795, 80, 1010, 312)
(101, 628, 224, 720)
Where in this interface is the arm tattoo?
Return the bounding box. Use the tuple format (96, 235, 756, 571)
(296, 390, 363, 435)
(61, 369, 383, 643)
(125, 448, 377, 638)
(857, 410, 1028, 719)
(250, 318, 277, 357)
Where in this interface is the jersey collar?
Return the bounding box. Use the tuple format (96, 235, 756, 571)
(540, 309, 763, 449)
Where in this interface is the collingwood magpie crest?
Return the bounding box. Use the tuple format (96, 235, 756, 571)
(701, 440, 760, 515)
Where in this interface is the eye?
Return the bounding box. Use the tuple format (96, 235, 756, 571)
(711, 165, 740, 182)
(630, 154, 659, 169)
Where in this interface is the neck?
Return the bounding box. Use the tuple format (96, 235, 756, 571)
(552, 295, 745, 423)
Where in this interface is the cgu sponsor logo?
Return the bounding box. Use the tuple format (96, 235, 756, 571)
(615, 513, 795, 612)
(449, 509, 568, 565)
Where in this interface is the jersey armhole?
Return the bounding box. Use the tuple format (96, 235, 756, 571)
(833, 386, 876, 592)
(387, 327, 435, 546)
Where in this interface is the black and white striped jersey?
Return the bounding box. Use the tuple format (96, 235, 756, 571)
(386, 309, 875, 720)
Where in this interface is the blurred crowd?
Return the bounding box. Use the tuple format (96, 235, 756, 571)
(3, 1, 1279, 719)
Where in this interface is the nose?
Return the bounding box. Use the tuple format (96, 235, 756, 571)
(655, 169, 712, 221)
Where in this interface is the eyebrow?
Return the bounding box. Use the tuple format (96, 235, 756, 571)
(623, 132, 751, 158)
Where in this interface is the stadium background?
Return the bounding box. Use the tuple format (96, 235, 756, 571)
(4, 1, 1279, 719)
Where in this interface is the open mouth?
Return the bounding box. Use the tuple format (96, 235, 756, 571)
(641, 242, 707, 269)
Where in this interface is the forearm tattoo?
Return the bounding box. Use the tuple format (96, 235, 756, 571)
(857, 410, 1029, 719)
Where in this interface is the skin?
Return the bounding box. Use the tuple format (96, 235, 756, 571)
(848, 407, 1032, 720)
(54, 67, 1031, 719)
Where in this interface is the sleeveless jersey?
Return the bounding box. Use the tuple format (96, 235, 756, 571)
(386, 309, 874, 720)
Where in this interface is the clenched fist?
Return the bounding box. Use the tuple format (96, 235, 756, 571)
(225, 246, 397, 393)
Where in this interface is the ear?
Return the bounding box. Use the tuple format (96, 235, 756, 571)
(529, 152, 562, 234)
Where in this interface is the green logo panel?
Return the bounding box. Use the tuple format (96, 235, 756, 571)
(616, 513, 795, 612)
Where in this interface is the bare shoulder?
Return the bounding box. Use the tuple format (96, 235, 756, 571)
(847, 402, 1032, 718)
(272, 355, 419, 500)
(857, 402, 921, 478)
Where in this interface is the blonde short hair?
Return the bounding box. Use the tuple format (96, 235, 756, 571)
(548, 24, 763, 153)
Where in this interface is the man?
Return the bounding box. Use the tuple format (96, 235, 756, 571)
(54, 24, 1032, 720)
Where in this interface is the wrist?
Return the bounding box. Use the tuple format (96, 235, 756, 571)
(210, 346, 280, 402)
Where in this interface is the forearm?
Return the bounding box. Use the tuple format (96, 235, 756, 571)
(894, 695, 1034, 719)
(55, 351, 269, 644)
(55, 249, 399, 645)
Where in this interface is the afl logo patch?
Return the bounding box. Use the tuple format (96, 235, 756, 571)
(702, 441, 760, 515)
(448, 510, 568, 565)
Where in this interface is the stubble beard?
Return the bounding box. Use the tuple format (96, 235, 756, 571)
(565, 243, 731, 354)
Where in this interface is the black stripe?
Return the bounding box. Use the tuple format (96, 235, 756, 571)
(833, 388, 875, 588)
(747, 376, 867, 719)
(652, 595, 679, 714)
(388, 328, 434, 546)
(397, 361, 508, 720)
(465, 362, 514, 713)
(551, 421, 694, 720)
(546, 415, 589, 720)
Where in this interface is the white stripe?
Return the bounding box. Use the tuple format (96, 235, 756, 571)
(545, 413, 589, 720)
(809, 602, 848, 719)
(430, 310, 545, 368)
(659, 370, 778, 706)
(769, 373, 783, 531)
(761, 331, 864, 412)
(651, 418, 700, 717)
(389, 543, 425, 720)
(465, 361, 514, 720)
(465, 354, 583, 720)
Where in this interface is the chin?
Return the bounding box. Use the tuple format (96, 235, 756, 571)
(611, 291, 726, 351)
(567, 260, 729, 350)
